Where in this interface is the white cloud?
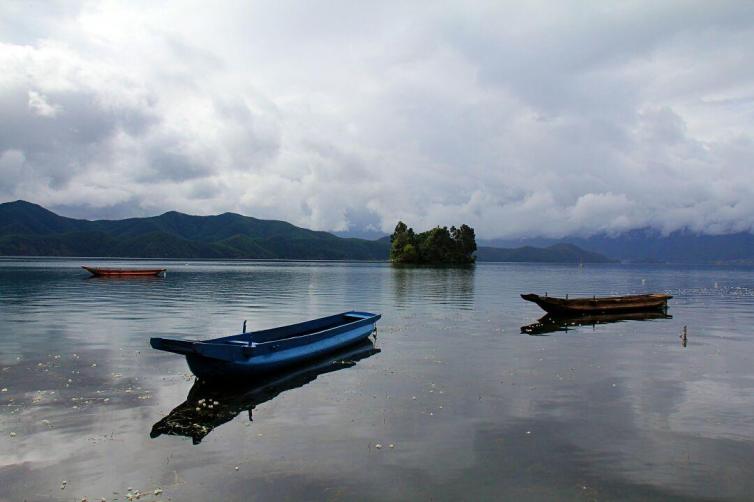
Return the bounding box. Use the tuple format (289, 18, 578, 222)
(1, 1, 754, 236)
(27, 90, 61, 117)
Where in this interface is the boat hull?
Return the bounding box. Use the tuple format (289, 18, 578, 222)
(83, 266, 166, 277)
(186, 323, 376, 379)
(521, 293, 672, 315)
(151, 311, 381, 380)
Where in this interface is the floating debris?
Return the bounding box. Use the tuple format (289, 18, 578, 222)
(375, 443, 382, 449)
(154, 488, 163, 495)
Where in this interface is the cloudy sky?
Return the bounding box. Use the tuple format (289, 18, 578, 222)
(1, 1, 754, 238)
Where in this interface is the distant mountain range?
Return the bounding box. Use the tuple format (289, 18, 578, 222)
(0, 200, 610, 262)
(481, 229, 754, 264)
(333, 229, 388, 240)
(475, 243, 613, 263)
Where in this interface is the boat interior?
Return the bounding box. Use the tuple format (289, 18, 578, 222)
(216, 311, 376, 346)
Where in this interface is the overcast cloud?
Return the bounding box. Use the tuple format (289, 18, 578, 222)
(1, 0, 754, 238)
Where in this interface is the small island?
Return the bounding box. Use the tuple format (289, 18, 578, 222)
(390, 221, 477, 264)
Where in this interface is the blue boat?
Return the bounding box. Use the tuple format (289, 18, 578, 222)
(150, 311, 381, 380)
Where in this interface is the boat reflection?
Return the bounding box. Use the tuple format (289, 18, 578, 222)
(521, 312, 673, 336)
(151, 340, 380, 444)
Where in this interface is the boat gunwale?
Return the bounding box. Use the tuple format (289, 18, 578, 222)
(227, 314, 379, 354)
(521, 293, 672, 305)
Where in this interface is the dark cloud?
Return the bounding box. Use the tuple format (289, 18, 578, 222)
(50, 198, 148, 220)
(1, 1, 754, 236)
(140, 150, 213, 182)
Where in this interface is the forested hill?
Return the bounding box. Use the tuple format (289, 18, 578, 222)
(1, 200, 615, 262)
(0, 200, 390, 259)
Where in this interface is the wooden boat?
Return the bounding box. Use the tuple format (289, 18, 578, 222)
(151, 340, 380, 444)
(82, 266, 166, 277)
(521, 293, 672, 315)
(521, 312, 673, 336)
(150, 311, 381, 380)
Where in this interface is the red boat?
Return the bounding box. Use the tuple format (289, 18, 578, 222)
(82, 266, 166, 277)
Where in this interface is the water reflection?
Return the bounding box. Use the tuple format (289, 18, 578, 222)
(521, 312, 673, 336)
(392, 265, 475, 310)
(151, 340, 381, 444)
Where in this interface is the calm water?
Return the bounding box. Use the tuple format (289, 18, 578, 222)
(1, 259, 754, 501)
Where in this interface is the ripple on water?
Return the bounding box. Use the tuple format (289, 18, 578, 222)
(2, 260, 754, 501)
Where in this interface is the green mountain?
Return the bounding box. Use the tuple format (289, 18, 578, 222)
(0, 200, 614, 262)
(0, 201, 390, 259)
(475, 243, 613, 263)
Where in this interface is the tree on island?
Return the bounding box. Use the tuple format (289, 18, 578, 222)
(390, 221, 477, 264)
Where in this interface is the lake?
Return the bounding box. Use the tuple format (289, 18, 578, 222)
(1, 258, 754, 501)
